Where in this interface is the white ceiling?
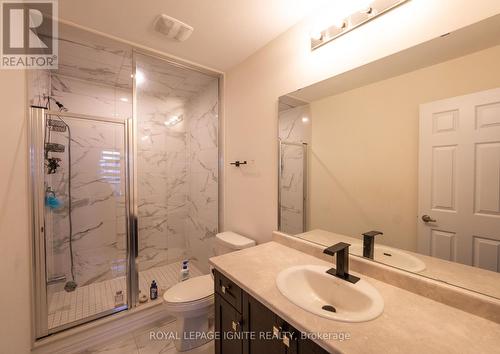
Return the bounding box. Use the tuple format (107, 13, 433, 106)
(59, 0, 329, 71)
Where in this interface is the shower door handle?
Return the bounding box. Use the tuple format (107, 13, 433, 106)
(131, 216, 139, 257)
(134, 220, 139, 257)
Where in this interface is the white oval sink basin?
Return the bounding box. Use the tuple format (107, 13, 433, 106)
(276, 265, 384, 322)
(349, 244, 426, 273)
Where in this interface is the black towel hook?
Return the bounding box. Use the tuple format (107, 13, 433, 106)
(230, 160, 247, 167)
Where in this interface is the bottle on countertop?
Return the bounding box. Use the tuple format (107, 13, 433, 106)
(180, 260, 190, 282)
(150, 280, 158, 300)
(114, 290, 124, 307)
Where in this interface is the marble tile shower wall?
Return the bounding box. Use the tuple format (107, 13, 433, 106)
(136, 90, 189, 272)
(28, 67, 219, 287)
(185, 80, 219, 273)
(136, 79, 219, 273)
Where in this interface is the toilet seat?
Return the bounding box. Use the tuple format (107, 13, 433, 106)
(163, 275, 214, 312)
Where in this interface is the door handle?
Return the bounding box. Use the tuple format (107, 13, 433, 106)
(422, 215, 436, 223)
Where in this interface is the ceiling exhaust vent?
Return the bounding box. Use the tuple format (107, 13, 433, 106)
(153, 14, 194, 42)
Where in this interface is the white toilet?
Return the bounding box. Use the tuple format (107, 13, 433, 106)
(163, 232, 256, 352)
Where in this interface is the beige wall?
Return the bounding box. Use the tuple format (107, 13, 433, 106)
(224, 1, 500, 244)
(0, 70, 32, 353)
(308, 45, 500, 251)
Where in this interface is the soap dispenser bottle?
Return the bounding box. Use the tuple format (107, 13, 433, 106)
(180, 260, 190, 282)
(150, 280, 158, 300)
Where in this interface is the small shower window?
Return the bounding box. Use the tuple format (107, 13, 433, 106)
(100, 150, 122, 191)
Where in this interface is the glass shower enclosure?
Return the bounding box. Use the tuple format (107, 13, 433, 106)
(29, 24, 220, 339)
(30, 109, 132, 337)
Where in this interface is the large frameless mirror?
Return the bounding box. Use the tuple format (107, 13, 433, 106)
(278, 14, 500, 300)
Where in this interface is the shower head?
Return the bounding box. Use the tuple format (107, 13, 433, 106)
(45, 143, 65, 153)
(48, 119, 67, 132)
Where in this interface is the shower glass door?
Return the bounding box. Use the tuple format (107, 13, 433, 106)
(133, 52, 220, 305)
(32, 109, 130, 337)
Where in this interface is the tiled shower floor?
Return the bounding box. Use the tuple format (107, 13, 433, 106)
(48, 261, 203, 330)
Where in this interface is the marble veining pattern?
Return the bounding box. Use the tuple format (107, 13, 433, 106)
(28, 24, 219, 330)
(136, 53, 219, 274)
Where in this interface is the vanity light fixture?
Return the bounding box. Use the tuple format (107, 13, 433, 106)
(120, 97, 129, 102)
(164, 115, 183, 127)
(310, 0, 410, 50)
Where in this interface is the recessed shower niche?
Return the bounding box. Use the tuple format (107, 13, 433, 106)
(28, 22, 221, 338)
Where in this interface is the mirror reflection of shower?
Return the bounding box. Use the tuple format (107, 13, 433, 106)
(278, 97, 311, 235)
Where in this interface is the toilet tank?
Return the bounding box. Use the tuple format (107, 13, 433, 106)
(214, 231, 256, 256)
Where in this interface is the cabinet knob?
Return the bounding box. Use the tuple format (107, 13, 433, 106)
(283, 334, 290, 347)
(221, 284, 231, 294)
(272, 325, 281, 338)
(231, 320, 240, 331)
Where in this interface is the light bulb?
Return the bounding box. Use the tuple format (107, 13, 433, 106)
(332, 17, 346, 29)
(311, 30, 322, 41)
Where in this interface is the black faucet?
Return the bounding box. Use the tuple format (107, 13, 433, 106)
(362, 231, 383, 259)
(323, 242, 360, 284)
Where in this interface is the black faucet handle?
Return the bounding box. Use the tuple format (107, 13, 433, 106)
(362, 230, 383, 238)
(323, 242, 351, 256)
(324, 242, 360, 284)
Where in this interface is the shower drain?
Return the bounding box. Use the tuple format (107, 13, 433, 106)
(322, 305, 337, 313)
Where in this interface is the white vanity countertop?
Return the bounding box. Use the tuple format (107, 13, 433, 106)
(209, 241, 500, 354)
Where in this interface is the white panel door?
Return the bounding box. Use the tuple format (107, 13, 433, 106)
(418, 88, 500, 272)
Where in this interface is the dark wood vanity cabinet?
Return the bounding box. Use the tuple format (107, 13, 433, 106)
(214, 270, 330, 354)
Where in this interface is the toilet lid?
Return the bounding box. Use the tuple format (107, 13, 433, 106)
(216, 231, 256, 249)
(163, 275, 214, 303)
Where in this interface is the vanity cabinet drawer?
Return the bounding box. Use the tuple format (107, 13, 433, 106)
(214, 270, 243, 312)
(215, 294, 244, 354)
